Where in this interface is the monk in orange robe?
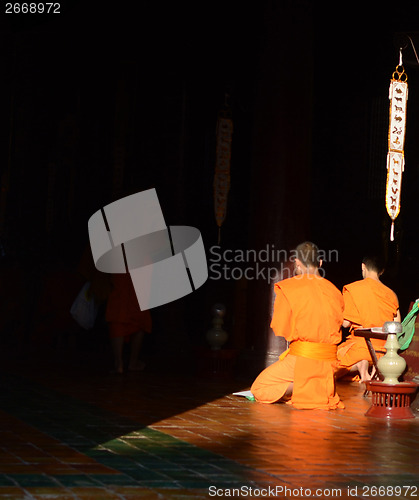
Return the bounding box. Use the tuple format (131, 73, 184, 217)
(251, 242, 345, 410)
(106, 273, 152, 374)
(336, 255, 400, 382)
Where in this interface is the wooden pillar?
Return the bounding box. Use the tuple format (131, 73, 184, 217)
(243, 2, 314, 375)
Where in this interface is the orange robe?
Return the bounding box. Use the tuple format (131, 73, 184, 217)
(337, 278, 399, 368)
(105, 274, 152, 339)
(251, 274, 344, 410)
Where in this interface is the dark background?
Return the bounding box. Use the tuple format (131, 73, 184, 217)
(0, 1, 418, 372)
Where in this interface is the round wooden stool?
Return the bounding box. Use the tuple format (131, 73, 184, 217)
(365, 381, 418, 419)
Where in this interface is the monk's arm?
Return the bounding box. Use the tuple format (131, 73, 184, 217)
(392, 290, 402, 322)
(342, 287, 362, 329)
(270, 288, 292, 339)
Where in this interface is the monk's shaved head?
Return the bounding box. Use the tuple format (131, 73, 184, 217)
(295, 241, 320, 268)
(362, 255, 385, 275)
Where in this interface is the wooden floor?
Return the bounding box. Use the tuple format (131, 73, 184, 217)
(0, 347, 417, 499)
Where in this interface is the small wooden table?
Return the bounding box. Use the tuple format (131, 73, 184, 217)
(353, 328, 387, 381)
(353, 329, 419, 418)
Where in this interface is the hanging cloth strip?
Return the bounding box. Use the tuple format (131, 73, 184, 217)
(385, 53, 408, 241)
(213, 108, 233, 245)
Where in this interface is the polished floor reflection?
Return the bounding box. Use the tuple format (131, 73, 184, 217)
(0, 350, 417, 499)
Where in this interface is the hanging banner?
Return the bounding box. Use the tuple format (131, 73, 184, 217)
(385, 63, 408, 241)
(213, 110, 233, 244)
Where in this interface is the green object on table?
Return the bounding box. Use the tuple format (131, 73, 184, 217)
(398, 299, 419, 351)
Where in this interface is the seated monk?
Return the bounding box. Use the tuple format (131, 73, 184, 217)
(335, 255, 401, 382)
(251, 241, 345, 410)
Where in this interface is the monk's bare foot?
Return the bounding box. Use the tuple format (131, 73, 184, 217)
(356, 360, 371, 383)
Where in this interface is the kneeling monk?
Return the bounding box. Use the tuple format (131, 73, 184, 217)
(251, 241, 344, 410)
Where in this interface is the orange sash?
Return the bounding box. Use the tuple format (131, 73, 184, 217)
(280, 340, 337, 361)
